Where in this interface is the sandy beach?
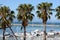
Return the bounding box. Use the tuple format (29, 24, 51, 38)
(1, 34, 60, 40)
(0, 30, 60, 40)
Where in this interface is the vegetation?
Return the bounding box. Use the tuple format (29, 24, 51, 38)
(0, 2, 60, 40)
(0, 6, 18, 40)
(17, 4, 34, 40)
(36, 2, 53, 40)
(55, 6, 60, 19)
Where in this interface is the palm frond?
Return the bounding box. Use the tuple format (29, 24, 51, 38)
(17, 4, 34, 21)
(37, 2, 53, 22)
(17, 14, 22, 21)
(55, 6, 60, 19)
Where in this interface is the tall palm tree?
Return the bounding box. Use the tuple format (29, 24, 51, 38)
(55, 6, 60, 19)
(17, 4, 34, 40)
(0, 6, 18, 40)
(36, 2, 53, 40)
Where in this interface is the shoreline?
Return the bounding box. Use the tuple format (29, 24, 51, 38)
(0, 32, 60, 40)
(11, 24, 60, 26)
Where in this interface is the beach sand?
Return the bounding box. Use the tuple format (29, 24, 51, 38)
(0, 33, 60, 40)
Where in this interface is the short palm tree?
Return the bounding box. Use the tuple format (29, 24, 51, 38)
(0, 6, 18, 40)
(17, 4, 34, 40)
(55, 6, 60, 19)
(36, 2, 53, 40)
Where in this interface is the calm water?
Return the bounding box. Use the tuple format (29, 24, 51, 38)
(0, 24, 60, 35)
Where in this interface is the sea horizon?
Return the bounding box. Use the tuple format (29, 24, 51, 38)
(0, 22, 60, 35)
(12, 22, 60, 25)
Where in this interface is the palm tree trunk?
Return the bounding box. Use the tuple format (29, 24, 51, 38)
(3, 29, 5, 40)
(24, 26, 26, 40)
(9, 27, 18, 40)
(43, 24, 46, 40)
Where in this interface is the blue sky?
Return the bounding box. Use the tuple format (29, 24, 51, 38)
(0, 0, 60, 23)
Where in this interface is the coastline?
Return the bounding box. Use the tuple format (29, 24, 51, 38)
(0, 31, 60, 40)
(11, 24, 60, 27)
(0, 24, 60, 40)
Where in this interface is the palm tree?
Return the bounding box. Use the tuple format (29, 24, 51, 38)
(36, 2, 53, 40)
(55, 6, 60, 19)
(0, 6, 18, 40)
(17, 4, 34, 40)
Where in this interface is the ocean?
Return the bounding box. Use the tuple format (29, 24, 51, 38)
(0, 22, 60, 40)
(0, 22, 60, 35)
